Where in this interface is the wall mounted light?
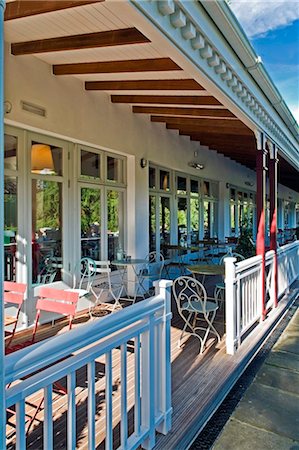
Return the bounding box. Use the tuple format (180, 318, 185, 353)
(140, 158, 147, 168)
(31, 143, 54, 174)
(188, 161, 205, 170)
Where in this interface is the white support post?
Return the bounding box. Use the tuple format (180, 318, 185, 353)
(225, 257, 237, 355)
(154, 279, 173, 435)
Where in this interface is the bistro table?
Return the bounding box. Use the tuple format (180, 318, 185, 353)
(112, 258, 148, 302)
(186, 264, 225, 288)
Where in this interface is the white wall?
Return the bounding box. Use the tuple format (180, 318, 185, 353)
(5, 45, 299, 261)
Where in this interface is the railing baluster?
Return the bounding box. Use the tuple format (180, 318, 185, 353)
(16, 400, 26, 450)
(134, 334, 141, 436)
(121, 343, 128, 447)
(106, 351, 113, 450)
(44, 385, 53, 449)
(67, 371, 76, 450)
(88, 361, 95, 450)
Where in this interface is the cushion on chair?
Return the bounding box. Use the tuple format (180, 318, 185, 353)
(182, 300, 218, 313)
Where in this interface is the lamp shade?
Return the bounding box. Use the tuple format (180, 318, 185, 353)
(31, 144, 54, 173)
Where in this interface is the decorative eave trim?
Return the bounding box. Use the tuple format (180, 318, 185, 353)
(130, 0, 299, 170)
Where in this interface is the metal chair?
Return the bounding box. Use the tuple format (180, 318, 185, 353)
(4, 281, 27, 350)
(173, 276, 220, 354)
(91, 260, 124, 312)
(138, 251, 165, 297)
(67, 257, 97, 299)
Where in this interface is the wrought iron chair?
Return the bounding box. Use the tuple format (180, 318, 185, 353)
(138, 251, 165, 297)
(90, 260, 124, 312)
(4, 281, 27, 350)
(173, 276, 220, 354)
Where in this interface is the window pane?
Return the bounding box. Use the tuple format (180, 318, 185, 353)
(81, 150, 100, 180)
(149, 196, 156, 252)
(160, 170, 170, 191)
(230, 203, 236, 234)
(107, 190, 124, 261)
(177, 176, 187, 195)
(160, 197, 171, 248)
(149, 167, 156, 189)
(4, 177, 17, 281)
(230, 188, 236, 201)
(203, 200, 216, 238)
(107, 156, 123, 183)
(32, 180, 62, 284)
(203, 181, 210, 196)
(190, 197, 199, 243)
(191, 179, 199, 195)
(31, 142, 62, 176)
(177, 197, 187, 245)
(81, 188, 101, 260)
(5, 134, 17, 171)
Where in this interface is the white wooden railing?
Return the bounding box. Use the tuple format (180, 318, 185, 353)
(225, 241, 299, 355)
(4, 280, 173, 450)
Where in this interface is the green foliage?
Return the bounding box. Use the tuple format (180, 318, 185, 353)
(235, 224, 255, 259)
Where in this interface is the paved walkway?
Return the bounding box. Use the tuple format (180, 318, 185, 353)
(213, 307, 299, 450)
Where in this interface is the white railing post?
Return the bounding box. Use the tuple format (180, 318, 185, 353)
(225, 257, 237, 355)
(154, 279, 173, 435)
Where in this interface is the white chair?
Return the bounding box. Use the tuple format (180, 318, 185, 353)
(138, 251, 165, 297)
(173, 276, 220, 354)
(214, 251, 245, 306)
(91, 260, 124, 312)
(66, 257, 97, 299)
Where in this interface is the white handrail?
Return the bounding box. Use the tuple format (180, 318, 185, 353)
(5, 279, 173, 450)
(226, 241, 299, 355)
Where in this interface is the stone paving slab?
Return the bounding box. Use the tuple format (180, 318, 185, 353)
(213, 418, 299, 450)
(256, 364, 299, 395)
(213, 307, 299, 449)
(266, 350, 299, 372)
(233, 382, 299, 441)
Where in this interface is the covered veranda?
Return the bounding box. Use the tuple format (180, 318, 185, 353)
(0, 1, 299, 449)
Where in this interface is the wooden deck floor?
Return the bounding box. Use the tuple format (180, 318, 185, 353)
(6, 285, 296, 450)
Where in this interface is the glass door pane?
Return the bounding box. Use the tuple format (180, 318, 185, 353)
(149, 195, 156, 252)
(190, 197, 200, 244)
(177, 197, 187, 246)
(32, 180, 63, 284)
(4, 177, 17, 281)
(81, 187, 101, 260)
(107, 190, 124, 261)
(160, 196, 171, 250)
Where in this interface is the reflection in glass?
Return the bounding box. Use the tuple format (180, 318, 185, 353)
(230, 203, 236, 234)
(4, 134, 17, 171)
(81, 188, 101, 260)
(107, 190, 124, 261)
(203, 181, 210, 196)
(160, 170, 170, 191)
(149, 167, 156, 189)
(177, 197, 187, 245)
(203, 200, 216, 238)
(4, 177, 17, 281)
(149, 196, 156, 252)
(191, 179, 199, 195)
(31, 142, 62, 176)
(81, 150, 100, 179)
(177, 176, 187, 195)
(32, 180, 62, 284)
(107, 156, 122, 183)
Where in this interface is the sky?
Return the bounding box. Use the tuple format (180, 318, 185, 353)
(229, 0, 299, 125)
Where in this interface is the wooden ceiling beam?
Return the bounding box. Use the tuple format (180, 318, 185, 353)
(151, 115, 247, 129)
(133, 106, 234, 118)
(11, 28, 149, 56)
(111, 95, 222, 106)
(5, 1, 101, 21)
(53, 58, 181, 75)
(86, 79, 203, 91)
(165, 124, 252, 136)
